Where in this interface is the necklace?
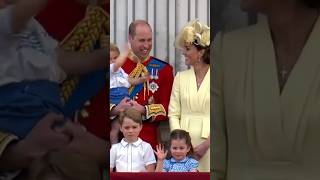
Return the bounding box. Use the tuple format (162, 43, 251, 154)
(195, 65, 209, 89)
(278, 64, 291, 90)
(196, 74, 205, 89)
(276, 9, 319, 91)
(279, 66, 289, 82)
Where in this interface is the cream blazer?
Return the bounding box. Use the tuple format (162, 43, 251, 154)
(169, 67, 210, 139)
(213, 17, 320, 180)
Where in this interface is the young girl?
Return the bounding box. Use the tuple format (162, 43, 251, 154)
(110, 107, 156, 172)
(154, 129, 199, 172)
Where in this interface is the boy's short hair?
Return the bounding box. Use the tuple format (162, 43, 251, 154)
(110, 43, 120, 55)
(118, 108, 142, 125)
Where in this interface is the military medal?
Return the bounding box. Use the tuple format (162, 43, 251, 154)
(150, 68, 155, 79)
(154, 69, 159, 80)
(150, 68, 159, 80)
(149, 81, 159, 93)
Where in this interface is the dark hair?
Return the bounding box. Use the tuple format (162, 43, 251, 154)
(302, 0, 320, 8)
(128, 20, 152, 37)
(118, 108, 143, 125)
(168, 129, 194, 157)
(194, 44, 210, 65)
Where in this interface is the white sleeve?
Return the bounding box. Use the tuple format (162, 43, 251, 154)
(110, 63, 115, 73)
(110, 144, 116, 168)
(143, 143, 156, 165)
(110, 63, 124, 74)
(52, 51, 67, 82)
(33, 20, 66, 82)
(122, 68, 129, 79)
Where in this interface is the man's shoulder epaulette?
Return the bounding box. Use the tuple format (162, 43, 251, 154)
(150, 57, 171, 67)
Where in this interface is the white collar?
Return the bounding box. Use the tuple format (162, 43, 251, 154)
(120, 138, 143, 147)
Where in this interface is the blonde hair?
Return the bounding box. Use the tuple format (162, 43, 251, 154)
(110, 43, 120, 55)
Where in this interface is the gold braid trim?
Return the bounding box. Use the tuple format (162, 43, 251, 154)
(60, 6, 109, 50)
(60, 5, 109, 104)
(79, 7, 106, 52)
(128, 63, 148, 95)
(127, 49, 150, 63)
(145, 104, 166, 120)
(127, 51, 149, 98)
(60, 77, 79, 103)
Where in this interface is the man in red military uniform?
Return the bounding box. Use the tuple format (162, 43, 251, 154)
(37, 0, 109, 141)
(111, 20, 174, 149)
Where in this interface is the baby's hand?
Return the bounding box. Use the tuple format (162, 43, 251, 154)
(154, 143, 168, 161)
(140, 73, 150, 83)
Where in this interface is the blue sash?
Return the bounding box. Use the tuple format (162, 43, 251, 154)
(63, 69, 106, 118)
(63, 37, 107, 118)
(129, 57, 166, 98)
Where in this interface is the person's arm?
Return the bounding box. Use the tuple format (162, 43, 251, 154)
(168, 72, 181, 130)
(128, 75, 149, 86)
(155, 160, 164, 172)
(109, 144, 116, 172)
(0, 113, 70, 171)
(57, 48, 108, 75)
(110, 97, 133, 117)
(61, 121, 108, 166)
(143, 144, 157, 172)
(212, 33, 227, 180)
(194, 136, 210, 160)
(154, 144, 168, 172)
(11, 0, 48, 33)
(113, 50, 129, 72)
(128, 77, 141, 86)
(145, 164, 155, 172)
